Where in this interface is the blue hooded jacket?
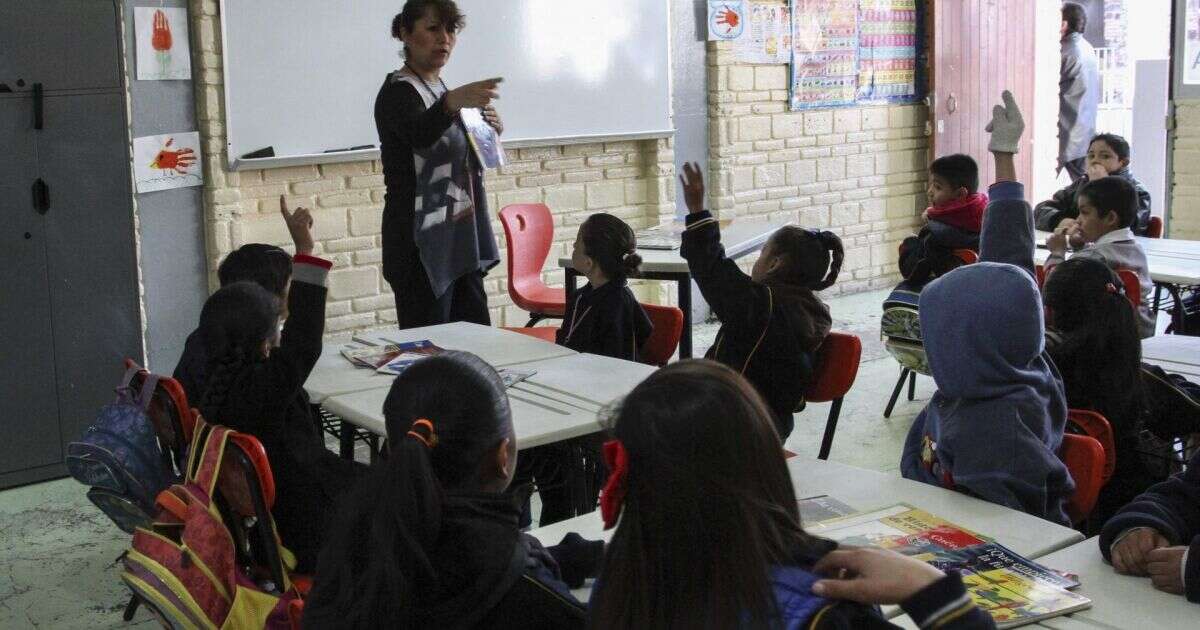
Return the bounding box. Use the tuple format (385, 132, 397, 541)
(901, 181, 1075, 526)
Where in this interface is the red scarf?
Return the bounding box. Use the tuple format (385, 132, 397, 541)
(926, 192, 988, 233)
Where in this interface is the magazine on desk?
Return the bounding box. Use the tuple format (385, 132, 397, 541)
(810, 504, 1090, 628)
(348, 340, 446, 375)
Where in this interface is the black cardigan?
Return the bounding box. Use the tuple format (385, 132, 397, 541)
(555, 279, 652, 362)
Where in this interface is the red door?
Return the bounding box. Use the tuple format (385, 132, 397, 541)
(932, 0, 1037, 187)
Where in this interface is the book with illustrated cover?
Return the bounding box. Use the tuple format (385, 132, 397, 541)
(460, 107, 505, 169)
(374, 340, 446, 376)
(341, 344, 403, 369)
(811, 505, 1090, 628)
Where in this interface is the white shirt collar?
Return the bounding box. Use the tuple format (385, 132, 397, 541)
(1095, 227, 1134, 246)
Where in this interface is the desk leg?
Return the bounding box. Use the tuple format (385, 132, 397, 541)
(1163, 283, 1187, 335)
(338, 420, 354, 460)
(565, 268, 578, 298)
(678, 274, 693, 359)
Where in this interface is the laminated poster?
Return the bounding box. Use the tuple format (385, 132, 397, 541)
(790, 0, 859, 110)
(135, 7, 192, 81)
(735, 2, 793, 64)
(132, 132, 203, 193)
(856, 0, 919, 102)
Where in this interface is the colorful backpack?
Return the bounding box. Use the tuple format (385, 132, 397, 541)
(122, 418, 300, 630)
(66, 365, 177, 533)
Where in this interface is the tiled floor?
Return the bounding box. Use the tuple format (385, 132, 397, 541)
(0, 287, 928, 628)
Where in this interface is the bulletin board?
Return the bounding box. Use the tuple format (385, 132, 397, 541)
(789, 0, 924, 111)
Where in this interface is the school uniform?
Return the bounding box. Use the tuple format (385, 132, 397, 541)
(1033, 166, 1153, 235)
(900, 193, 988, 284)
(680, 211, 832, 439)
(555, 278, 652, 362)
(901, 181, 1075, 526)
(304, 490, 588, 629)
(175, 254, 366, 572)
(1045, 227, 1155, 338)
(1099, 448, 1200, 604)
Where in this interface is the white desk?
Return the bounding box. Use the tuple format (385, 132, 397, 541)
(304, 322, 577, 403)
(1143, 335, 1200, 381)
(558, 216, 795, 359)
(529, 456, 1085, 604)
(512, 352, 658, 412)
(1033, 537, 1195, 629)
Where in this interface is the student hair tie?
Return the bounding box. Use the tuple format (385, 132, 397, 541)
(1105, 282, 1119, 295)
(407, 418, 438, 449)
(599, 439, 630, 530)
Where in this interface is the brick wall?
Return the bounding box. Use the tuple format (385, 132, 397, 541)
(188, 1, 674, 333)
(706, 43, 929, 294)
(1170, 100, 1200, 239)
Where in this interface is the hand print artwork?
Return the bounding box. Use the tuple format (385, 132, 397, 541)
(135, 7, 192, 80)
(707, 0, 746, 40)
(133, 132, 204, 193)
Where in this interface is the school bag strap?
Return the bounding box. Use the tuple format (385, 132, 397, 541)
(185, 416, 232, 499)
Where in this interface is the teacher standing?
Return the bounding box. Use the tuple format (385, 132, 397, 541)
(376, 0, 504, 328)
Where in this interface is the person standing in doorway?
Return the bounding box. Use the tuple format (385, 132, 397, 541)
(375, 0, 505, 328)
(1058, 2, 1100, 182)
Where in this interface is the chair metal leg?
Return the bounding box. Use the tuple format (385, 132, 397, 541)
(818, 398, 843, 460)
(123, 594, 140, 621)
(884, 368, 909, 418)
(907, 371, 917, 401)
(525, 313, 545, 327)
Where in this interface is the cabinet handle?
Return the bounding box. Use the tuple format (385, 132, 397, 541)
(32, 178, 49, 215)
(33, 82, 43, 130)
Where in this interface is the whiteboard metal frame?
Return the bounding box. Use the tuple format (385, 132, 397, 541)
(218, 0, 676, 172)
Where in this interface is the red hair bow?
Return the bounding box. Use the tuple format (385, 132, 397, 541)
(600, 439, 629, 530)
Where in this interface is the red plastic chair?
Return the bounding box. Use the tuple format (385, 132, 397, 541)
(125, 359, 196, 475)
(1116, 269, 1140, 308)
(640, 304, 684, 367)
(1146, 216, 1164, 238)
(503, 326, 558, 342)
(1067, 409, 1115, 483)
(952, 249, 978, 265)
(499, 204, 567, 326)
(808, 332, 863, 460)
(1060, 433, 1106, 524)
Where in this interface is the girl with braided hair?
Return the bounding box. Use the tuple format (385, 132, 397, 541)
(195, 199, 365, 572)
(678, 162, 843, 439)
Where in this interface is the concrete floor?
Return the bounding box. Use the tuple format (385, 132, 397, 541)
(0, 287, 928, 628)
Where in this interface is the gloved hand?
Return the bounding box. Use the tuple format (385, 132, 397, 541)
(985, 90, 1024, 154)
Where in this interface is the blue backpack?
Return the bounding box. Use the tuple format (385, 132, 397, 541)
(66, 366, 178, 533)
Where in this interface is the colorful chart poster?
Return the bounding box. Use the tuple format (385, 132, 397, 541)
(1186, 0, 1200, 84)
(735, 2, 793, 64)
(790, 0, 859, 110)
(857, 0, 919, 102)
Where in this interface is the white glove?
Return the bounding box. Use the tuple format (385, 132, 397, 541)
(984, 90, 1024, 154)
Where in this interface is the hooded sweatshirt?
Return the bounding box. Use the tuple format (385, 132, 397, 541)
(926, 192, 988, 233)
(1032, 165, 1152, 236)
(681, 211, 832, 439)
(900, 181, 1075, 526)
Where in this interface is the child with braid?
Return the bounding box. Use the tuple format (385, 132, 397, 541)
(194, 197, 364, 571)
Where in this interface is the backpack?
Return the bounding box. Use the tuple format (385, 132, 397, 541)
(881, 283, 930, 375)
(122, 418, 300, 630)
(66, 366, 177, 533)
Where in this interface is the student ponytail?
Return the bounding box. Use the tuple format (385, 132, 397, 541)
(580, 213, 642, 282)
(305, 352, 514, 630)
(196, 281, 280, 422)
(765, 226, 844, 291)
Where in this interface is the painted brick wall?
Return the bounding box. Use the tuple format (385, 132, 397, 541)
(706, 42, 930, 294)
(188, 1, 674, 333)
(1169, 100, 1200, 239)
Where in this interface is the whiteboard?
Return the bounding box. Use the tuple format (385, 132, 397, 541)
(220, 0, 673, 170)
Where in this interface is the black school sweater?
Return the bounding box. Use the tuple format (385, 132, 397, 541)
(555, 279, 652, 362)
(178, 255, 365, 572)
(680, 212, 832, 439)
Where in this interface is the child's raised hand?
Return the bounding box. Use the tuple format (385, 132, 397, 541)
(985, 90, 1024, 154)
(678, 161, 706, 215)
(280, 195, 315, 256)
(812, 547, 945, 605)
(1111, 528, 1170, 576)
(1146, 546, 1188, 594)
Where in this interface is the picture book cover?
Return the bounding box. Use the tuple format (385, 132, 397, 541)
(808, 504, 990, 557)
(374, 340, 447, 376)
(460, 107, 506, 169)
(341, 344, 403, 369)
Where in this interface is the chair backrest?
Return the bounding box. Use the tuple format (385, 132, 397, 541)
(499, 203, 555, 298)
(216, 432, 286, 588)
(806, 332, 862, 403)
(952, 249, 979, 265)
(1035, 264, 1047, 289)
(1116, 268, 1140, 308)
(1146, 216, 1163, 239)
(639, 304, 684, 367)
(1067, 409, 1115, 483)
(125, 359, 195, 474)
(1061, 433, 1106, 524)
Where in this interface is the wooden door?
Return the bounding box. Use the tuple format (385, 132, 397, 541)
(931, 0, 1037, 187)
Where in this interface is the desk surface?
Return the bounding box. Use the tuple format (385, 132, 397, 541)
(1142, 335, 1200, 380)
(529, 456, 1085, 603)
(303, 322, 577, 403)
(558, 215, 794, 274)
(1033, 233, 1200, 285)
(1032, 537, 1195, 629)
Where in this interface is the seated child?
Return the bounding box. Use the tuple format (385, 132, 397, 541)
(557, 212, 653, 361)
(1035, 133, 1152, 236)
(589, 359, 997, 629)
(1099, 447, 1200, 603)
(678, 163, 842, 439)
(899, 154, 988, 284)
(1044, 176, 1155, 338)
(191, 198, 364, 571)
(900, 91, 1075, 526)
(305, 352, 599, 629)
(1044, 257, 1160, 527)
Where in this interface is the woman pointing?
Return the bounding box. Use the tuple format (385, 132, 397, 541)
(375, 0, 504, 327)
